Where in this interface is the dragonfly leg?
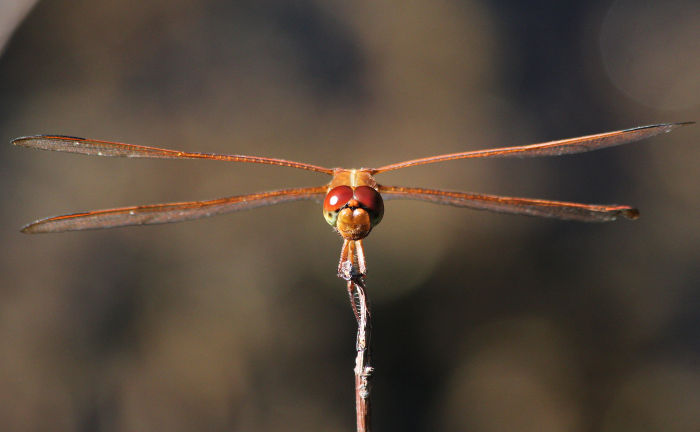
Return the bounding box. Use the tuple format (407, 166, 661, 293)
(337, 240, 366, 282)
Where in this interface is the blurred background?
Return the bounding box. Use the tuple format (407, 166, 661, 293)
(0, 1, 698, 431)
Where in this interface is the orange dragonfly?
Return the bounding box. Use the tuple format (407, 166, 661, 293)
(13, 122, 691, 284)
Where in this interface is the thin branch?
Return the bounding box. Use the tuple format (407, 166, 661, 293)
(350, 279, 372, 432)
(338, 240, 373, 432)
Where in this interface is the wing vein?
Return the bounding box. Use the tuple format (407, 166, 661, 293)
(21, 186, 327, 233)
(378, 185, 639, 222)
(12, 135, 334, 174)
(372, 122, 692, 173)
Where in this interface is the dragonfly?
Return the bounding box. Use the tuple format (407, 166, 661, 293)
(13, 122, 692, 432)
(13, 122, 691, 287)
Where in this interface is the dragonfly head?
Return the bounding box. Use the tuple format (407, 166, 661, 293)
(323, 185, 384, 240)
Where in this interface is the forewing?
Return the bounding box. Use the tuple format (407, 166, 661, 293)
(373, 122, 692, 173)
(12, 135, 334, 174)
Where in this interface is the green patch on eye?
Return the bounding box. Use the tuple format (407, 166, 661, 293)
(324, 210, 339, 227)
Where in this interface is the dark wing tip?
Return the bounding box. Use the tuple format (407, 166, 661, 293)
(625, 122, 694, 133)
(659, 121, 694, 131)
(662, 121, 695, 131)
(11, 136, 34, 146)
(12, 135, 86, 146)
(12, 135, 43, 147)
(20, 224, 37, 234)
(621, 208, 640, 220)
(20, 219, 54, 234)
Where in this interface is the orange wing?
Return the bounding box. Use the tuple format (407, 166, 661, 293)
(372, 122, 692, 173)
(378, 185, 638, 222)
(21, 186, 327, 233)
(12, 135, 334, 174)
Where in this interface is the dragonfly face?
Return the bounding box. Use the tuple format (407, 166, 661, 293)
(323, 184, 384, 240)
(323, 168, 383, 240)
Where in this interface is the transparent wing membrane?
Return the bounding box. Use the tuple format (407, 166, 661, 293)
(379, 185, 639, 222)
(15, 122, 691, 232)
(372, 122, 693, 173)
(12, 135, 334, 174)
(21, 186, 327, 233)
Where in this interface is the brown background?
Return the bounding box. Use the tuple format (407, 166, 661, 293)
(0, 1, 698, 431)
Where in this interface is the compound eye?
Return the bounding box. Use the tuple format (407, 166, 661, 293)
(323, 186, 354, 212)
(354, 186, 384, 225)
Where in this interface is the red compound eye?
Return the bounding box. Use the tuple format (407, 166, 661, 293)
(323, 186, 354, 212)
(353, 186, 384, 225)
(353, 186, 382, 212)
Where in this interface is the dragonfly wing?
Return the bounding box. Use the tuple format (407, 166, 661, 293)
(378, 185, 639, 222)
(12, 135, 334, 174)
(372, 122, 693, 173)
(21, 186, 327, 233)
